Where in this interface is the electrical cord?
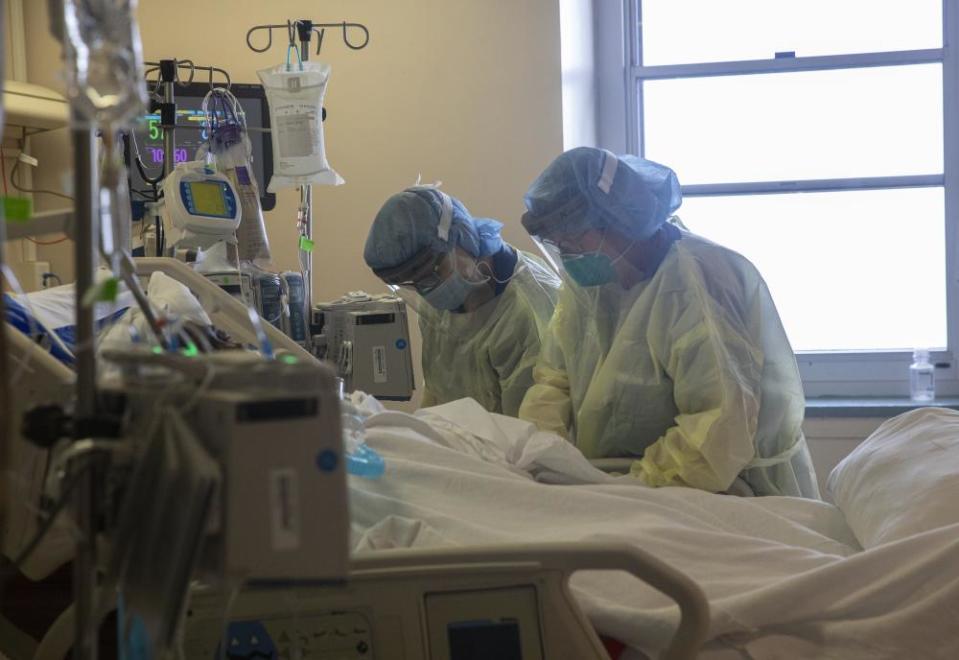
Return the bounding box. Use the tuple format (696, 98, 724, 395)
(130, 188, 156, 201)
(156, 184, 165, 256)
(10, 157, 73, 202)
(126, 131, 165, 255)
(4, 148, 72, 243)
(42, 273, 63, 288)
(26, 235, 69, 246)
(1, 149, 9, 194)
(129, 127, 163, 187)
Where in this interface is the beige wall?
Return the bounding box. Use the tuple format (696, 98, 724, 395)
(18, 0, 564, 283)
(131, 0, 562, 293)
(15, 0, 565, 407)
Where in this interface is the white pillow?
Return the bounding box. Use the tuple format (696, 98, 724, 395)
(99, 271, 211, 351)
(827, 407, 959, 548)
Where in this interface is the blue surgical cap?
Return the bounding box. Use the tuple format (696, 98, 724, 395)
(523, 147, 682, 242)
(364, 188, 505, 270)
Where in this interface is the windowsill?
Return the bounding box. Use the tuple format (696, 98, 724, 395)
(805, 397, 959, 418)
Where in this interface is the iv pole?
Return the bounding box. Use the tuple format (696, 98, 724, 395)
(142, 59, 233, 180)
(134, 60, 231, 256)
(297, 21, 315, 333)
(70, 111, 100, 660)
(245, 19, 370, 346)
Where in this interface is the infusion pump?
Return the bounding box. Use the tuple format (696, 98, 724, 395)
(160, 161, 241, 251)
(313, 293, 414, 401)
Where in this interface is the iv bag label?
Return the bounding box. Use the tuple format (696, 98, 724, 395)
(373, 346, 388, 384)
(276, 114, 317, 158)
(269, 468, 301, 551)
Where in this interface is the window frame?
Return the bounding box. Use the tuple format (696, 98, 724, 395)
(597, 0, 959, 397)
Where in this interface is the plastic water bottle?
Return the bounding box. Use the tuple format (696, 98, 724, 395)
(909, 348, 936, 402)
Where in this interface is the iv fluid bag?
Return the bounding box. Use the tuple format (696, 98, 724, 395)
(212, 137, 273, 267)
(230, 164, 272, 267)
(201, 86, 273, 267)
(257, 61, 344, 191)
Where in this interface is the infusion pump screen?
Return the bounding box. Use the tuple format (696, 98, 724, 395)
(187, 181, 229, 217)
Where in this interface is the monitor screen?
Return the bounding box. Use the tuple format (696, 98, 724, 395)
(126, 82, 275, 211)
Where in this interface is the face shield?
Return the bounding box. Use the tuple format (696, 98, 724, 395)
(373, 245, 448, 294)
(524, 197, 613, 288)
(522, 193, 595, 266)
(371, 189, 501, 313)
(375, 246, 491, 314)
(376, 250, 445, 316)
(372, 247, 444, 315)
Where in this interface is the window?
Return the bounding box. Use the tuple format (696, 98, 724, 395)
(604, 0, 959, 396)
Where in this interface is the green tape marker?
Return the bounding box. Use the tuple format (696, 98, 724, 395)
(97, 277, 120, 302)
(2, 196, 32, 222)
(82, 277, 120, 307)
(299, 236, 315, 253)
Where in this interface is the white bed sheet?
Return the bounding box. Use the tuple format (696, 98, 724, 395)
(349, 398, 959, 659)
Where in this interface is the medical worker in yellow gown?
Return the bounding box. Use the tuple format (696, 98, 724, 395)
(518, 147, 819, 498)
(364, 187, 560, 416)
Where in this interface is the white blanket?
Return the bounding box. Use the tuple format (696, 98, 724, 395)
(349, 398, 959, 659)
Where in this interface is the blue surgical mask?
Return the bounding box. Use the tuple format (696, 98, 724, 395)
(421, 270, 488, 311)
(561, 252, 617, 287)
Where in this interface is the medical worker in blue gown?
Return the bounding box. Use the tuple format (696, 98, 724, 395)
(518, 147, 820, 498)
(364, 187, 561, 416)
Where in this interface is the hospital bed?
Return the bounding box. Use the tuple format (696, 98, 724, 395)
(32, 543, 709, 660)
(341, 400, 959, 659)
(8, 277, 959, 659)
(35, 399, 959, 660)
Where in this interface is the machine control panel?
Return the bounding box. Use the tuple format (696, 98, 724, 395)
(183, 610, 373, 660)
(180, 546, 628, 660)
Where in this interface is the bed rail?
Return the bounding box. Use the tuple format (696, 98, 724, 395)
(352, 541, 711, 660)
